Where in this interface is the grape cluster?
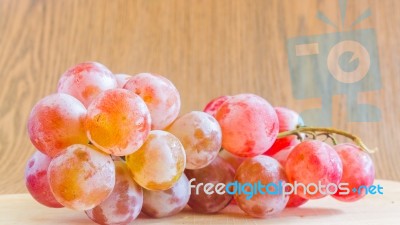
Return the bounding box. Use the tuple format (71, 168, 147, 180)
(25, 62, 375, 224)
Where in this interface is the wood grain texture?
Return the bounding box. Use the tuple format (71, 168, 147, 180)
(1, 179, 399, 224)
(0, 0, 399, 194)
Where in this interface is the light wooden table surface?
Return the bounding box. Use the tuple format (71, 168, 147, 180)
(0, 0, 399, 195)
(1, 179, 399, 224)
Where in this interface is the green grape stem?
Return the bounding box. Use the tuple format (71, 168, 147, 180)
(277, 126, 377, 154)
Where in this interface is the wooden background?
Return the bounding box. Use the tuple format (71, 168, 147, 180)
(0, 0, 399, 194)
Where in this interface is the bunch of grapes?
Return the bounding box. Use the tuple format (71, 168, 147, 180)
(206, 95, 375, 217)
(25, 61, 376, 224)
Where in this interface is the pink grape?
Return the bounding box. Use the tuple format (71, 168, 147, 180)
(57, 62, 117, 107)
(115, 74, 132, 88)
(123, 73, 181, 130)
(285, 140, 343, 199)
(234, 155, 288, 218)
(286, 194, 308, 208)
(85, 161, 143, 225)
(265, 107, 303, 156)
(85, 89, 151, 156)
(270, 146, 308, 208)
(142, 174, 190, 218)
(332, 143, 375, 202)
(270, 145, 295, 166)
(218, 150, 245, 205)
(126, 130, 186, 191)
(48, 144, 115, 210)
(27, 93, 88, 157)
(25, 151, 63, 208)
(218, 149, 245, 171)
(167, 111, 222, 169)
(185, 156, 235, 214)
(215, 93, 279, 157)
(203, 95, 230, 118)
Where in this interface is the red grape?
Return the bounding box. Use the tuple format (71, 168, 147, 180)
(270, 146, 308, 208)
(270, 145, 294, 166)
(126, 130, 186, 191)
(286, 194, 309, 208)
(332, 143, 375, 202)
(48, 144, 115, 210)
(218, 149, 245, 171)
(185, 157, 235, 213)
(57, 62, 117, 107)
(285, 140, 343, 199)
(167, 111, 222, 169)
(234, 155, 288, 218)
(265, 107, 303, 156)
(142, 174, 190, 218)
(115, 74, 132, 88)
(215, 94, 278, 157)
(85, 89, 151, 156)
(27, 93, 88, 157)
(25, 151, 63, 208)
(203, 95, 230, 118)
(85, 161, 143, 225)
(123, 73, 180, 130)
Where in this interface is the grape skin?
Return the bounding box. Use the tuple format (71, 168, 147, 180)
(48, 144, 115, 210)
(215, 94, 279, 157)
(123, 73, 181, 130)
(25, 151, 63, 208)
(270, 146, 308, 208)
(286, 193, 309, 208)
(265, 107, 303, 156)
(142, 174, 190, 218)
(167, 111, 222, 169)
(332, 143, 375, 202)
(115, 74, 132, 88)
(203, 95, 230, 118)
(285, 140, 343, 199)
(218, 149, 245, 171)
(27, 93, 88, 157)
(57, 62, 117, 107)
(270, 145, 295, 166)
(85, 89, 151, 156)
(85, 161, 143, 225)
(234, 155, 289, 218)
(185, 156, 235, 214)
(217, 150, 245, 205)
(126, 130, 186, 191)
